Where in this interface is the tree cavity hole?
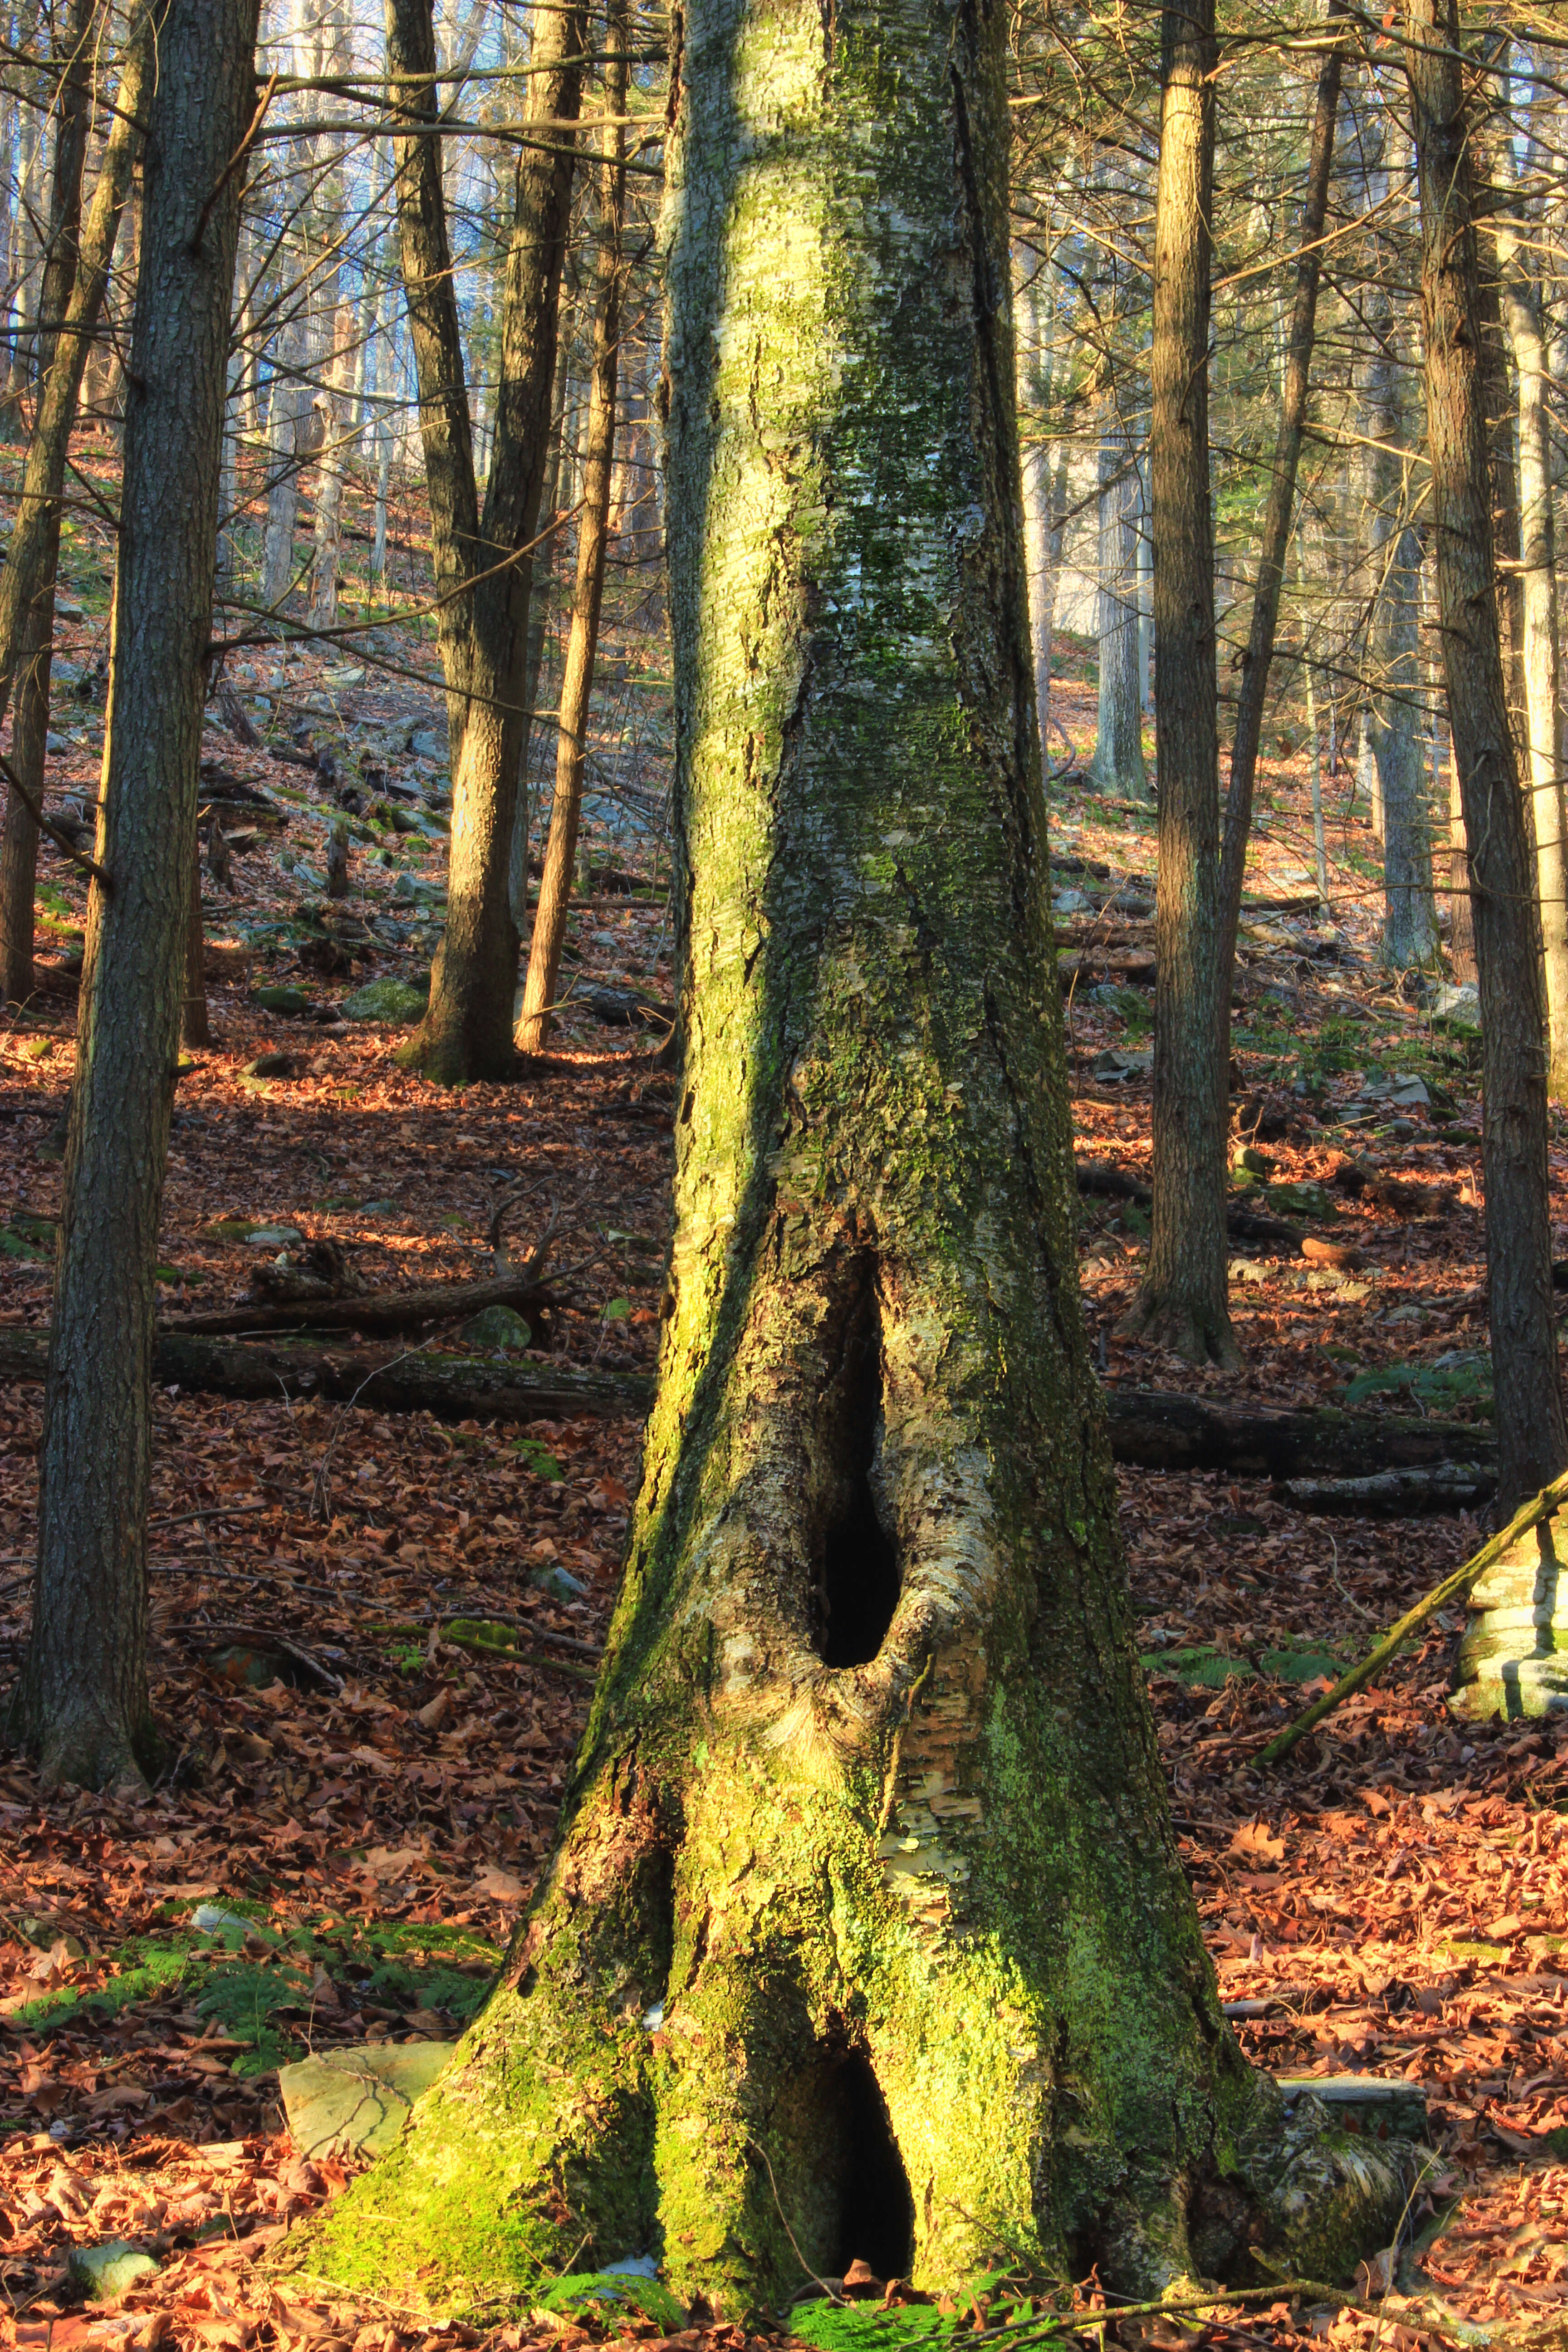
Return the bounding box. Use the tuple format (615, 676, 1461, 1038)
(827, 2050, 914, 2283)
(812, 1291, 900, 1669)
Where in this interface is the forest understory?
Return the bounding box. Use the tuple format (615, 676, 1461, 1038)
(0, 451, 1565, 2352)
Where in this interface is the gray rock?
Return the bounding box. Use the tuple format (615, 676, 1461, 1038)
(340, 976, 430, 1024)
(1431, 980, 1481, 1033)
(54, 598, 85, 623)
(391, 872, 445, 906)
(278, 2041, 455, 2161)
(69, 2241, 159, 2302)
(461, 1304, 533, 1352)
(245, 1225, 304, 1249)
(1052, 886, 1093, 915)
(531, 1562, 588, 1602)
(45, 731, 68, 756)
(406, 726, 446, 761)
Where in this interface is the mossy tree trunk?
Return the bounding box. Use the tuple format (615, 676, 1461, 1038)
(307, 0, 1408, 2314)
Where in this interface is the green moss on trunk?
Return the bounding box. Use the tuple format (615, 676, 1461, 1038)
(299, 0, 1411, 2312)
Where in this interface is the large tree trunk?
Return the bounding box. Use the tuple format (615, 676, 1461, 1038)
(0, 0, 144, 1005)
(8, 0, 260, 1792)
(304, 0, 1403, 2314)
(516, 5, 628, 1055)
(1218, 11, 1343, 1020)
(1406, 0, 1568, 1515)
(389, 0, 584, 1085)
(1014, 247, 1056, 766)
(1121, 0, 1236, 1364)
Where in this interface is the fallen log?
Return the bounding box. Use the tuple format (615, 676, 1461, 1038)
(1273, 1462, 1494, 1515)
(0, 1328, 1493, 1485)
(0, 1328, 649, 1421)
(1074, 1159, 1305, 1250)
(1103, 1387, 1495, 1480)
(161, 1268, 557, 1341)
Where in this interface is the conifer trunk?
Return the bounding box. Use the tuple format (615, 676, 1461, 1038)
(306, 0, 1406, 2313)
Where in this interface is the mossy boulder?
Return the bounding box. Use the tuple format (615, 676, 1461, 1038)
(342, 977, 430, 1025)
(461, 1304, 533, 1351)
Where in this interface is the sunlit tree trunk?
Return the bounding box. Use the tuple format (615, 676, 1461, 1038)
(1493, 89, 1568, 1094)
(304, 0, 1404, 2313)
(388, 0, 584, 1084)
(1015, 247, 1055, 764)
(1122, 0, 1236, 1365)
(1406, 0, 1568, 1514)
(515, 5, 628, 1054)
(10, 0, 260, 1790)
(1218, 10, 1343, 1009)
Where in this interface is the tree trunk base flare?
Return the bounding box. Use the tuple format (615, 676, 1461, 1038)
(298, 0, 1409, 2304)
(3, 1673, 162, 1795)
(1116, 1287, 1244, 1371)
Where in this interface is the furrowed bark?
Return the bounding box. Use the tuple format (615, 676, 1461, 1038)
(1122, 0, 1237, 1365)
(390, 0, 585, 1084)
(516, 0, 628, 1054)
(1218, 6, 1343, 1024)
(299, 0, 1406, 2313)
(0, 2, 147, 1005)
(9, 0, 260, 1792)
(1405, 0, 1568, 1514)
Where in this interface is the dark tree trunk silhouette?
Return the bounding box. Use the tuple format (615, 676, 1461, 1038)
(9, 0, 260, 1790)
(1405, 0, 1568, 1514)
(1122, 0, 1236, 1364)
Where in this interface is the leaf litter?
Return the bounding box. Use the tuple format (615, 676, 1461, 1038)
(0, 578, 1562, 2352)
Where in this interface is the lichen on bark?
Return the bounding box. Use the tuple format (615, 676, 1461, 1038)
(300, 0, 1410, 2314)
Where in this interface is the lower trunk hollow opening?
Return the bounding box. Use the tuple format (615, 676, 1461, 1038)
(811, 1283, 900, 1669)
(824, 2049, 915, 2284)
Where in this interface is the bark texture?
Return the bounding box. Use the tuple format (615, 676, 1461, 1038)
(1406, 0, 1568, 1514)
(1088, 412, 1147, 800)
(304, 0, 1405, 2314)
(9, 0, 260, 1790)
(1122, 0, 1236, 1365)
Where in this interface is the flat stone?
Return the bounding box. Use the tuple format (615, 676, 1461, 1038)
(279, 2041, 455, 2160)
(69, 2241, 159, 2301)
(1278, 2075, 1429, 2142)
(245, 1225, 303, 1248)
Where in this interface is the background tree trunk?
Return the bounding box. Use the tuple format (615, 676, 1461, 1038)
(1218, 8, 1343, 1019)
(1406, 0, 1568, 1514)
(1088, 409, 1148, 799)
(304, 0, 1402, 2314)
(10, 0, 260, 1791)
(516, 5, 628, 1054)
(1123, 0, 1237, 1365)
(389, 0, 585, 1085)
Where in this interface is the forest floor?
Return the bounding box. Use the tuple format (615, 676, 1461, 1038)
(0, 455, 1564, 2352)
